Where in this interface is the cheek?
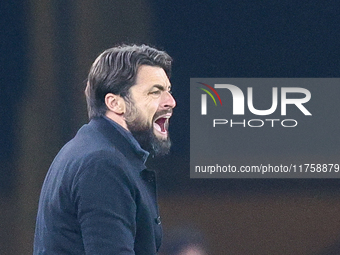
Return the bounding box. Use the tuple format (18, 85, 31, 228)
(136, 106, 154, 125)
(144, 103, 159, 121)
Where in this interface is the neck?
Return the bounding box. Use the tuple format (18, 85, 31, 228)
(105, 112, 129, 131)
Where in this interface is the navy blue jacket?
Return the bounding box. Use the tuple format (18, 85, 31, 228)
(34, 117, 162, 254)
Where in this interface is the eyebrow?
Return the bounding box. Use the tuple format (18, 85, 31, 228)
(152, 84, 171, 91)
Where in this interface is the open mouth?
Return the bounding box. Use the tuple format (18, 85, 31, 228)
(153, 116, 170, 135)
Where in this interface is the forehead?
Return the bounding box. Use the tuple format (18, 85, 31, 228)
(133, 65, 170, 89)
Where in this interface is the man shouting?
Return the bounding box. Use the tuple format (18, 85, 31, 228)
(34, 44, 176, 254)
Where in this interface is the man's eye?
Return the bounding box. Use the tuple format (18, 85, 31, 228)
(150, 90, 161, 95)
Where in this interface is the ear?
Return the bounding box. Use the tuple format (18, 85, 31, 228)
(105, 93, 126, 114)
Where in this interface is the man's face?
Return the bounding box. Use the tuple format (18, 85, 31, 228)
(124, 65, 176, 156)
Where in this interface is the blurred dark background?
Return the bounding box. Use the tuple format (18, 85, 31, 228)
(1, 1, 340, 254)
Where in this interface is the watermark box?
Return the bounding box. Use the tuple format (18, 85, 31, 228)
(190, 78, 340, 178)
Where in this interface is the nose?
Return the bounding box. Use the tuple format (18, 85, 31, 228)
(161, 91, 176, 109)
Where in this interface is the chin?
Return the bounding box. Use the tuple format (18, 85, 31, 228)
(154, 133, 168, 141)
(129, 124, 172, 156)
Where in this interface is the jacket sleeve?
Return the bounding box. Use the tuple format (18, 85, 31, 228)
(72, 156, 137, 254)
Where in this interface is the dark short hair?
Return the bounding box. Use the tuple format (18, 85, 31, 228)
(85, 44, 172, 119)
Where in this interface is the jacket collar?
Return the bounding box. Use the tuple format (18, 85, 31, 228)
(88, 117, 149, 169)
